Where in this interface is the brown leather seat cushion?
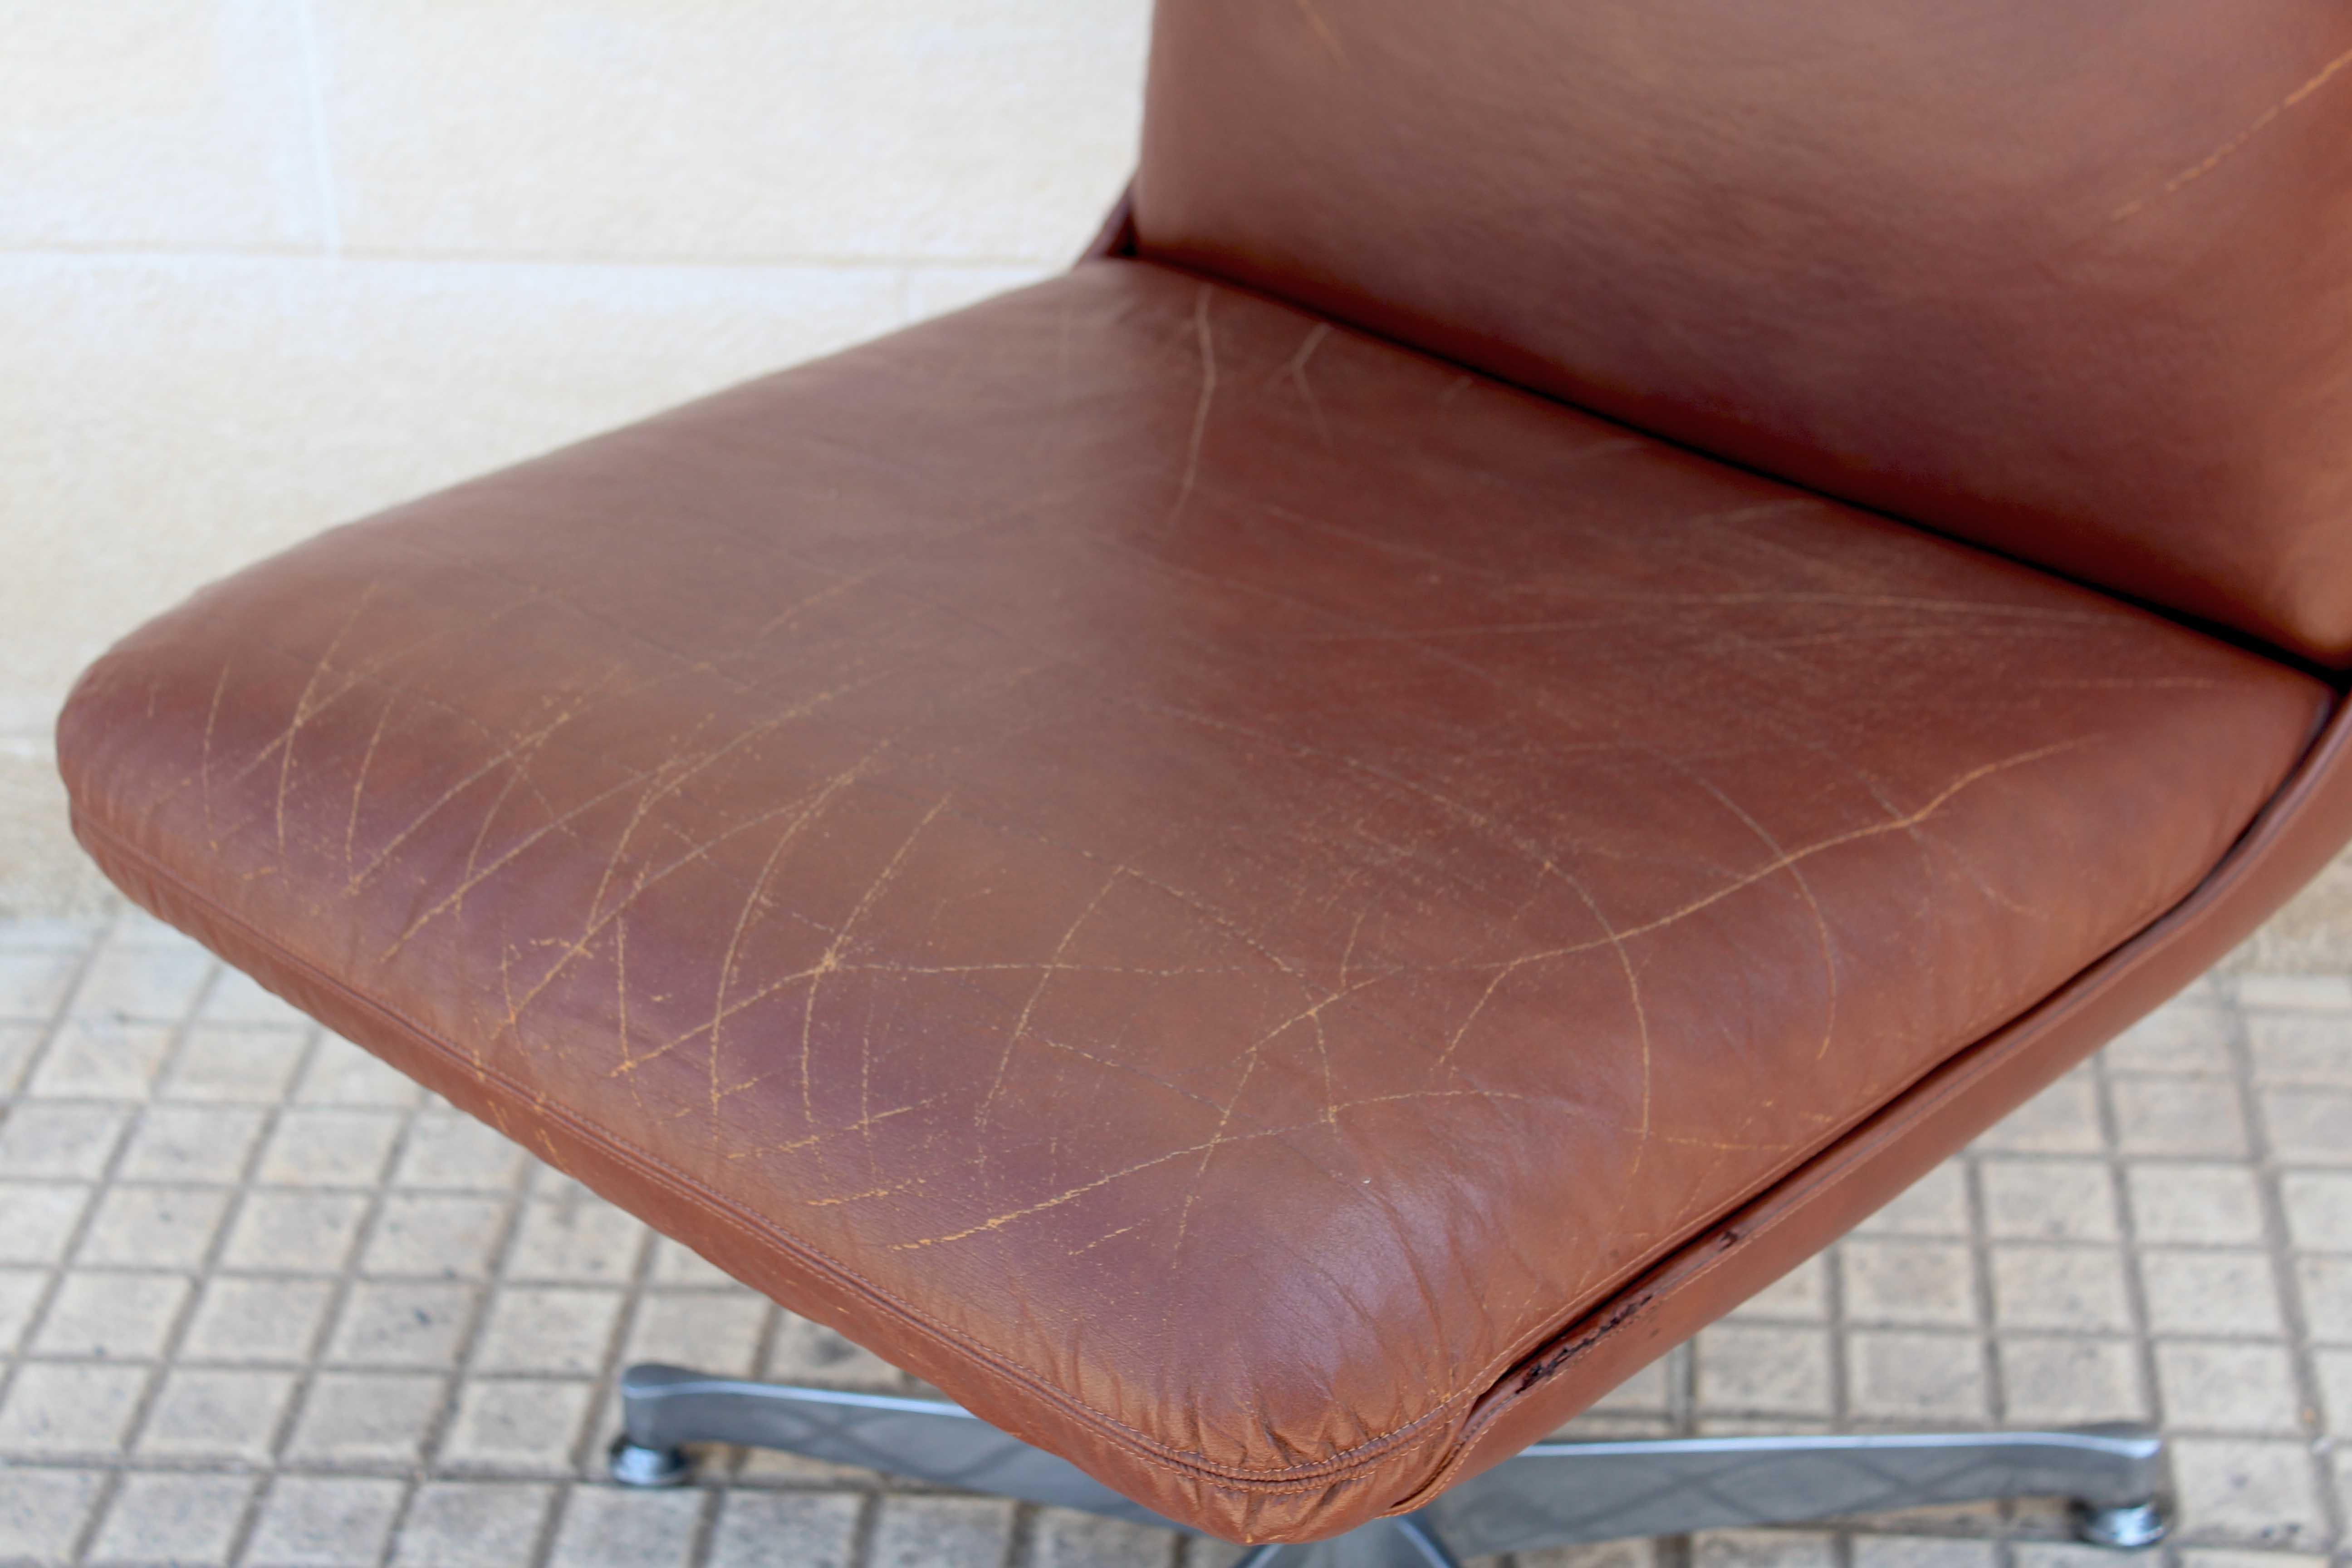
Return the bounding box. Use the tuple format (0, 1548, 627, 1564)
(58, 259, 2327, 1540)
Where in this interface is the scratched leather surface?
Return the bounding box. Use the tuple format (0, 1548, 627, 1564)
(1136, 0, 2352, 663)
(56, 261, 2327, 1537)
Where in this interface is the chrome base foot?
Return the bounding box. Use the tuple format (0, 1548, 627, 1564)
(2073, 1498, 2171, 1550)
(608, 1436, 693, 1488)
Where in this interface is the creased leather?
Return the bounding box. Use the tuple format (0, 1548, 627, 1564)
(1134, 0, 2352, 663)
(55, 262, 2328, 1540)
(1411, 678, 2352, 1508)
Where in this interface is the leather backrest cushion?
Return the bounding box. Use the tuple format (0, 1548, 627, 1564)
(1132, 0, 2352, 663)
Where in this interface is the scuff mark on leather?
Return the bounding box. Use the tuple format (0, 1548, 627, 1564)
(1509, 1228, 1746, 1395)
(1510, 1295, 1650, 1396)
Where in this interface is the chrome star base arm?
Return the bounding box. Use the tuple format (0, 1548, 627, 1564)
(608, 1363, 2172, 1563)
(607, 1365, 1174, 1529)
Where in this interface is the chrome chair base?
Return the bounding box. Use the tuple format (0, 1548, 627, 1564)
(607, 1363, 2173, 1563)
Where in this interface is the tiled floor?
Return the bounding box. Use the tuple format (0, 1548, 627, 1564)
(0, 908, 2345, 1568)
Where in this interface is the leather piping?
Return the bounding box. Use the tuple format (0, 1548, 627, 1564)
(69, 669, 2337, 1508)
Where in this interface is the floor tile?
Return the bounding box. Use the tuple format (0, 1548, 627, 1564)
(2105, 1001, 2237, 1074)
(1030, 1506, 1185, 1568)
(1970, 1068, 2103, 1154)
(0, 1266, 48, 1352)
(2169, 1437, 2328, 1546)
(181, 1274, 338, 1364)
(2280, 1170, 2352, 1253)
(394, 1112, 528, 1190)
(473, 1286, 624, 1376)
(506, 1193, 648, 1284)
(283, 1370, 445, 1465)
(2245, 1010, 2352, 1083)
(621, 1291, 766, 1377)
(1989, 1245, 2133, 1333)
(0, 946, 81, 1020)
(88, 1469, 257, 1567)
(66, 939, 215, 1025)
(1694, 1326, 1834, 1418)
(75, 1181, 233, 1268)
(707, 1490, 861, 1568)
(198, 967, 314, 1030)
(1690, 1530, 1839, 1568)
(392, 1481, 556, 1568)
(2128, 1163, 2267, 1247)
(0, 1181, 93, 1264)
(326, 1281, 475, 1368)
(546, 1483, 705, 1568)
(361, 1193, 508, 1279)
(1839, 1239, 1978, 1328)
(439, 1377, 595, 1473)
(2110, 1076, 2250, 1159)
(33, 1268, 189, 1358)
(1978, 1159, 2118, 1243)
(2236, 975, 2352, 1010)
(243, 1475, 407, 1568)
(1845, 1330, 1989, 1421)
(867, 1495, 1018, 1568)
(256, 1107, 404, 1186)
(1519, 1542, 1662, 1568)
(648, 1236, 737, 1288)
(762, 1313, 902, 1388)
(0, 1465, 108, 1562)
(0, 1022, 39, 1095)
(2259, 1084, 2352, 1165)
(162, 1025, 310, 1102)
(27, 1017, 176, 1100)
(0, 1360, 152, 1451)
(2293, 1254, 2352, 1341)
(0, 1102, 129, 1178)
(1996, 1335, 2148, 1424)
(220, 1191, 371, 1274)
(2155, 1341, 2306, 1435)
(116, 1104, 268, 1183)
(1726, 1255, 1829, 1322)
(136, 1366, 299, 1461)
(1850, 1163, 1970, 1238)
(2314, 1347, 2352, 1440)
(293, 1038, 426, 1108)
(2139, 1250, 2288, 1339)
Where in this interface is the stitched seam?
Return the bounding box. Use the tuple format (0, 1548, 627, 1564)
(68, 772, 2262, 1491)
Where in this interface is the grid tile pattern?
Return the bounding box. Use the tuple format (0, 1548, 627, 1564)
(0, 911, 2345, 1568)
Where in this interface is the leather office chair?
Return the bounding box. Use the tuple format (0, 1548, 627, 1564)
(54, 2, 2352, 1562)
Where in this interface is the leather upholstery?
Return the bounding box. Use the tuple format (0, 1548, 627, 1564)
(58, 261, 2328, 1541)
(1134, 0, 2352, 663)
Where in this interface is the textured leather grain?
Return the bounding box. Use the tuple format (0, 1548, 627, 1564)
(1134, 0, 2352, 663)
(1429, 685, 2352, 1499)
(57, 261, 2327, 1541)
